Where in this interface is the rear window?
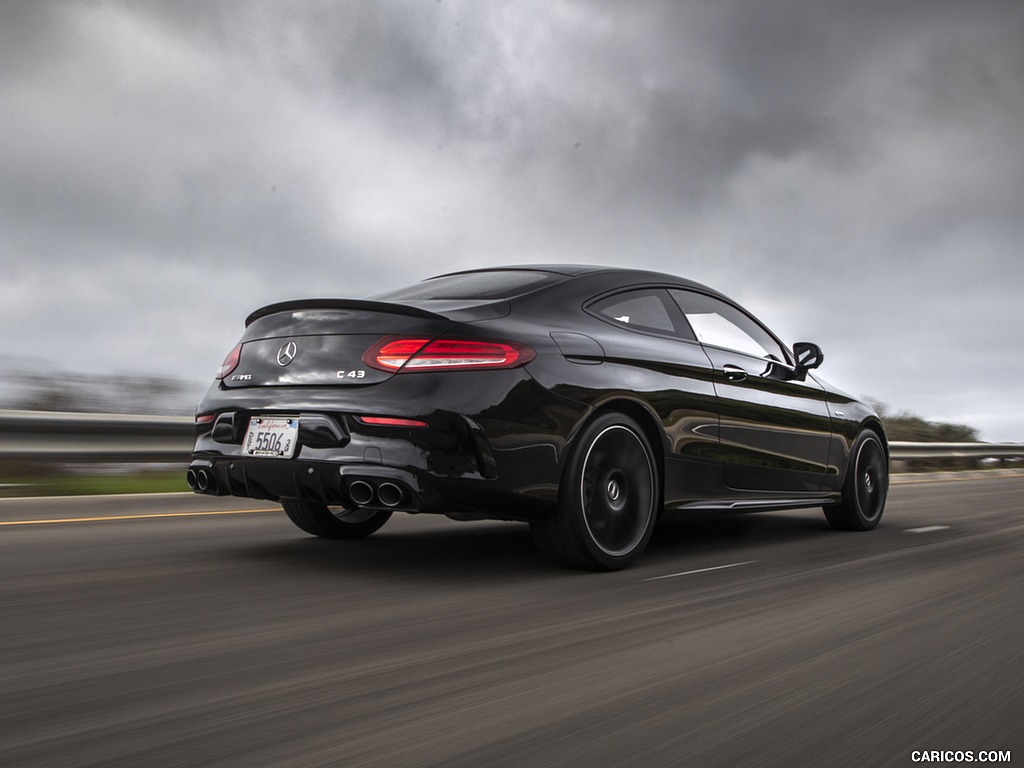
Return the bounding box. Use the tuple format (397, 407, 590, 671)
(374, 270, 563, 301)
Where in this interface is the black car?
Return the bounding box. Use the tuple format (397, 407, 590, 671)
(188, 265, 888, 570)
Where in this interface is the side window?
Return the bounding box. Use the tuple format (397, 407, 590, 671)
(588, 289, 695, 340)
(670, 290, 787, 360)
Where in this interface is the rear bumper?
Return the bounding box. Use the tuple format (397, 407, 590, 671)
(188, 372, 587, 521)
(187, 456, 441, 511)
(187, 453, 557, 522)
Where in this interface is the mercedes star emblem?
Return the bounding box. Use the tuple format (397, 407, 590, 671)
(276, 341, 298, 367)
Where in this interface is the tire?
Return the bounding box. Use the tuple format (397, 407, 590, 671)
(283, 502, 392, 539)
(531, 412, 659, 570)
(824, 430, 888, 531)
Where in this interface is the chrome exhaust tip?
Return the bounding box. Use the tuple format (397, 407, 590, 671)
(377, 482, 404, 508)
(196, 469, 212, 493)
(186, 468, 199, 491)
(349, 480, 375, 506)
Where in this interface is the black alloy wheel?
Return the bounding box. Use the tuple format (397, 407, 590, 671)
(283, 502, 392, 539)
(532, 412, 659, 570)
(824, 430, 888, 531)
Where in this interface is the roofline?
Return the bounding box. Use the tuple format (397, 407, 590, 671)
(431, 264, 607, 279)
(430, 264, 721, 297)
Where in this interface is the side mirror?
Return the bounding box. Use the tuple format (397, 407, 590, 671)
(792, 341, 824, 371)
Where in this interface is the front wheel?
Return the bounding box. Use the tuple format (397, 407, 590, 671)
(283, 502, 392, 539)
(824, 430, 888, 531)
(531, 412, 659, 570)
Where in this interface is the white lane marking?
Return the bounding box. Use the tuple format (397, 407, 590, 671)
(641, 560, 758, 582)
(905, 525, 951, 534)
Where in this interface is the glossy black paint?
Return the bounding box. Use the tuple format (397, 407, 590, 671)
(190, 265, 886, 523)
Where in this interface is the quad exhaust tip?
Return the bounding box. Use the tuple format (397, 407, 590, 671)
(187, 466, 216, 494)
(346, 478, 408, 508)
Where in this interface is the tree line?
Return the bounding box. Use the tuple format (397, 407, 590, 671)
(868, 401, 978, 442)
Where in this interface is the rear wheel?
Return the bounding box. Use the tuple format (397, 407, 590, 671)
(283, 502, 392, 539)
(824, 430, 888, 531)
(531, 412, 659, 570)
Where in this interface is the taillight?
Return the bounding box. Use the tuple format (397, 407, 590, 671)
(355, 416, 429, 428)
(215, 343, 242, 379)
(363, 337, 535, 372)
(366, 338, 431, 370)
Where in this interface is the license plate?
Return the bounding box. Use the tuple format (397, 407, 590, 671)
(243, 416, 298, 458)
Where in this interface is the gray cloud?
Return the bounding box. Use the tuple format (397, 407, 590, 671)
(2, 0, 1022, 439)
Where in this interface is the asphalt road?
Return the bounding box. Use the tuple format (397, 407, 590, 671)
(1, 477, 1022, 768)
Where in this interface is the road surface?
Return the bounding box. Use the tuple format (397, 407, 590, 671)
(2, 476, 1022, 767)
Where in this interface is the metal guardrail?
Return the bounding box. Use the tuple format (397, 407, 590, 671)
(0, 409, 194, 463)
(0, 410, 1021, 466)
(889, 441, 1024, 462)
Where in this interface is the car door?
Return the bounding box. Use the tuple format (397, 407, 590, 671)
(669, 289, 833, 493)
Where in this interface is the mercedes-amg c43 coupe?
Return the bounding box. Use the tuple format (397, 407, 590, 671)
(188, 265, 888, 570)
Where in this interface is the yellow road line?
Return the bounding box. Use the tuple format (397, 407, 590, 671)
(0, 509, 278, 526)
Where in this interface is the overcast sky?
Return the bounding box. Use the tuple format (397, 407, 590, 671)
(2, 1, 1022, 439)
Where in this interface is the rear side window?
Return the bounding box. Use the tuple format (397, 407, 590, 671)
(587, 289, 695, 340)
(375, 270, 562, 301)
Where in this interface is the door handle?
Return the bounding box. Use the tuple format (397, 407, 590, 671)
(722, 364, 748, 382)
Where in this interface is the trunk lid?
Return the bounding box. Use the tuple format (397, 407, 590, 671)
(225, 300, 459, 388)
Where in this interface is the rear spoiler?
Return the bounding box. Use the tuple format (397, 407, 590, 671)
(245, 299, 445, 327)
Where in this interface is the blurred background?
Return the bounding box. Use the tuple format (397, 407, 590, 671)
(2, 1, 1022, 492)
